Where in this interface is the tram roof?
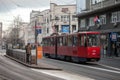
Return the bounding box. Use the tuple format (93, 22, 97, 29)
(43, 31, 100, 38)
(78, 31, 100, 34)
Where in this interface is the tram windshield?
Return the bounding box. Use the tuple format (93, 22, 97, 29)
(86, 34, 100, 47)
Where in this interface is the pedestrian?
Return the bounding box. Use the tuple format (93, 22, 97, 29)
(25, 43, 32, 64)
(112, 43, 115, 57)
(114, 43, 118, 57)
(103, 44, 107, 57)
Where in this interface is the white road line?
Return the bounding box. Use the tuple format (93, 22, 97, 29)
(31, 69, 95, 80)
(98, 64, 120, 71)
(72, 63, 120, 74)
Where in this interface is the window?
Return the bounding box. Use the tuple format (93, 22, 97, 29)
(67, 36, 72, 46)
(118, 11, 120, 22)
(63, 36, 67, 46)
(91, 0, 104, 4)
(55, 25, 59, 32)
(73, 35, 78, 46)
(61, 15, 69, 22)
(72, 25, 76, 32)
(79, 35, 86, 46)
(50, 38, 55, 46)
(43, 38, 50, 46)
(87, 34, 100, 46)
(72, 15, 76, 21)
(57, 37, 63, 46)
(89, 17, 95, 26)
(61, 16, 63, 21)
(111, 12, 118, 23)
(66, 15, 69, 21)
(80, 19, 86, 28)
(99, 14, 106, 24)
(91, 0, 97, 4)
(111, 11, 120, 23)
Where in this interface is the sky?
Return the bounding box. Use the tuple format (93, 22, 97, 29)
(0, 0, 85, 30)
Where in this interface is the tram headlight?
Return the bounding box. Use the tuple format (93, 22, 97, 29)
(92, 50, 96, 55)
(92, 53, 96, 55)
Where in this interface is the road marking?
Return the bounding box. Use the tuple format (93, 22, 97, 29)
(31, 69, 95, 80)
(98, 64, 120, 71)
(72, 63, 120, 74)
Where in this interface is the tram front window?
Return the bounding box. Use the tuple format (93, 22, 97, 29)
(87, 34, 100, 46)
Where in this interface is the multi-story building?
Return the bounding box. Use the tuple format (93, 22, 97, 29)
(29, 3, 78, 45)
(77, 0, 120, 56)
(50, 3, 78, 34)
(29, 10, 45, 45)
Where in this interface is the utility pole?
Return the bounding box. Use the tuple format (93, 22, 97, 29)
(35, 20, 38, 65)
(69, 12, 71, 33)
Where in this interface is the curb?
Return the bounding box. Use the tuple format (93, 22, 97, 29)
(5, 55, 62, 70)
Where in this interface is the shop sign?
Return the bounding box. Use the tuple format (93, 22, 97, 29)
(110, 32, 117, 41)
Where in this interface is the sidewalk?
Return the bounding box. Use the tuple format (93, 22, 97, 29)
(5, 55, 62, 70)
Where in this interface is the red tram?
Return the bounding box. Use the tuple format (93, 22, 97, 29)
(42, 31, 101, 62)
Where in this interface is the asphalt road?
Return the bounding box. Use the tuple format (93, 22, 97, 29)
(0, 50, 64, 80)
(38, 57, 120, 80)
(0, 49, 120, 80)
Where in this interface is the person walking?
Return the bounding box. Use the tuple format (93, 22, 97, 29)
(103, 44, 107, 57)
(25, 43, 32, 64)
(114, 43, 118, 57)
(112, 43, 115, 57)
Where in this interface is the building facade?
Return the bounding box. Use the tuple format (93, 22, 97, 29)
(29, 3, 78, 45)
(50, 3, 78, 34)
(29, 10, 41, 45)
(77, 0, 120, 56)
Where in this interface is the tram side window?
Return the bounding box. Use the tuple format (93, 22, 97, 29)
(47, 38, 50, 46)
(43, 38, 48, 46)
(68, 36, 72, 46)
(57, 37, 63, 46)
(42, 39, 45, 46)
(87, 34, 99, 46)
(73, 35, 78, 46)
(79, 35, 86, 46)
(53, 38, 55, 46)
(63, 36, 67, 46)
(50, 38, 54, 46)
